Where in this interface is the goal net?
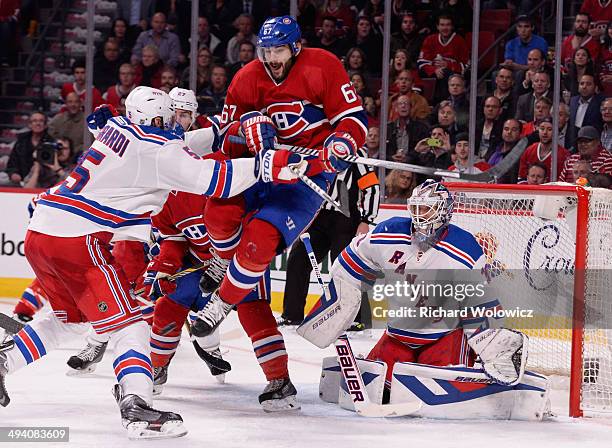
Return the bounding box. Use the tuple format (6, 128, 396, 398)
(445, 183, 612, 417)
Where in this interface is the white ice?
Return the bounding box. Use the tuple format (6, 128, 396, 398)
(1, 300, 611, 448)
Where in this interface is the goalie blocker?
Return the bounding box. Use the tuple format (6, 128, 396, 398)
(320, 357, 550, 421)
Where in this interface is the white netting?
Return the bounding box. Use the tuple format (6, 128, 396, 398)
(446, 184, 612, 416)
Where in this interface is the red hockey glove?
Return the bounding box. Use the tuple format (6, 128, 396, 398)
(142, 259, 180, 301)
(319, 132, 357, 173)
(240, 111, 277, 154)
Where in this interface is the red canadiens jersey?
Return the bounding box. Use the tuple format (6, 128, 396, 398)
(581, 0, 612, 29)
(417, 33, 468, 77)
(219, 48, 367, 153)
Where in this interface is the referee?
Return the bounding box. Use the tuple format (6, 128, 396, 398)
(278, 147, 380, 327)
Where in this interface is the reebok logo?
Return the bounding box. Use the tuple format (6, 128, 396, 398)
(1, 233, 25, 257)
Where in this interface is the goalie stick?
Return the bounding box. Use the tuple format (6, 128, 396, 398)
(299, 233, 421, 417)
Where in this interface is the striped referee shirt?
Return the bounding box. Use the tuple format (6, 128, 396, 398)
(323, 147, 381, 224)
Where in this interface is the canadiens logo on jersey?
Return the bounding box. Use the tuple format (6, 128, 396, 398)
(266, 101, 326, 140)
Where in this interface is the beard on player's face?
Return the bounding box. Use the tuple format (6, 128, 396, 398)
(266, 57, 295, 82)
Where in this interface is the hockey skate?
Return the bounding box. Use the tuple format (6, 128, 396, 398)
(66, 341, 108, 375)
(198, 250, 230, 293)
(275, 316, 302, 327)
(192, 341, 231, 383)
(191, 292, 233, 337)
(0, 349, 9, 407)
(258, 378, 300, 413)
(113, 384, 187, 439)
(153, 365, 168, 396)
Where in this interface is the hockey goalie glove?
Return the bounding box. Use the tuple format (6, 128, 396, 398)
(467, 328, 528, 386)
(256, 148, 307, 184)
(86, 104, 118, 135)
(319, 132, 357, 173)
(240, 111, 277, 154)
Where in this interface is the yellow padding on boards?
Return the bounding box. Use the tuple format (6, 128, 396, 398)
(0, 278, 33, 299)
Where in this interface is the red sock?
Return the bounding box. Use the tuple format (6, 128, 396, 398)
(150, 296, 189, 368)
(205, 195, 246, 258)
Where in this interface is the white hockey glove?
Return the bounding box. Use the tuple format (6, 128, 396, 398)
(467, 328, 528, 386)
(255, 148, 307, 184)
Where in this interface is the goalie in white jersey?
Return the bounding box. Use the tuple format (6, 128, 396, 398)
(0, 86, 306, 439)
(301, 179, 551, 420)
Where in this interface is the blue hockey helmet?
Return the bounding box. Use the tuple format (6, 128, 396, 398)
(407, 179, 454, 244)
(257, 16, 301, 55)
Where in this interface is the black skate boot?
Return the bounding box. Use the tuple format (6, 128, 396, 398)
(113, 384, 187, 439)
(258, 377, 300, 413)
(192, 342, 231, 382)
(198, 250, 230, 293)
(275, 316, 302, 327)
(153, 365, 168, 396)
(67, 341, 108, 374)
(191, 292, 233, 337)
(0, 349, 9, 407)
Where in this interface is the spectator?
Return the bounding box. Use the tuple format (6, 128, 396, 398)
(347, 16, 382, 74)
(385, 169, 417, 203)
(386, 94, 430, 162)
(48, 92, 85, 154)
(557, 102, 571, 149)
(487, 118, 523, 184)
(561, 13, 600, 68)
(105, 18, 135, 61)
(297, 0, 317, 39)
(350, 72, 370, 99)
(524, 162, 548, 185)
(600, 22, 612, 97)
(435, 74, 468, 129)
(94, 39, 126, 93)
(104, 63, 136, 115)
(344, 47, 368, 76)
(312, 15, 348, 59)
(519, 118, 570, 181)
(388, 69, 430, 122)
(580, 0, 612, 38)
(23, 137, 76, 189)
(61, 60, 104, 108)
(5, 112, 51, 186)
(363, 95, 380, 127)
(436, 100, 462, 143)
(515, 71, 552, 123)
(228, 40, 255, 82)
(520, 96, 553, 138)
(411, 125, 453, 173)
(225, 14, 257, 65)
(564, 47, 596, 97)
(390, 12, 424, 63)
(204, 0, 240, 42)
(560, 126, 612, 182)
(503, 15, 549, 72)
(131, 12, 181, 68)
(181, 46, 213, 92)
(568, 74, 605, 149)
(435, 0, 473, 35)
(389, 48, 422, 89)
(360, 0, 385, 36)
(159, 67, 178, 93)
(514, 49, 552, 97)
(476, 96, 504, 160)
(315, 0, 355, 35)
(134, 44, 165, 89)
(198, 65, 228, 115)
(492, 66, 517, 121)
(572, 159, 593, 183)
(587, 172, 612, 188)
(365, 126, 380, 158)
(448, 132, 490, 174)
(417, 14, 468, 102)
(192, 16, 223, 60)
(601, 97, 612, 153)
(116, 0, 154, 38)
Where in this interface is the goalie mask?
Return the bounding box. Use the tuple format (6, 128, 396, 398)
(407, 179, 454, 246)
(169, 87, 198, 131)
(257, 16, 301, 83)
(125, 86, 175, 131)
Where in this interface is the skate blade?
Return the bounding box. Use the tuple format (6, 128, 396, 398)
(261, 395, 300, 413)
(346, 330, 373, 339)
(126, 420, 187, 440)
(214, 373, 226, 384)
(66, 365, 97, 376)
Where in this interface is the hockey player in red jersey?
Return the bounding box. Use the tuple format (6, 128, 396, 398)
(191, 16, 368, 404)
(0, 86, 305, 439)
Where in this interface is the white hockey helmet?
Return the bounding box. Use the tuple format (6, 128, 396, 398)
(407, 179, 454, 244)
(125, 86, 175, 131)
(169, 87, 198, 129)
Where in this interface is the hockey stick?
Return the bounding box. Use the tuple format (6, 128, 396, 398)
(300, 234, 421, 417)
(0, 313, 25, 335)
(133, 260, 211, 297)
(291, 167, 350, 217)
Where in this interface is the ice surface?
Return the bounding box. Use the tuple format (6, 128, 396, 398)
(1, 300, 611, 448)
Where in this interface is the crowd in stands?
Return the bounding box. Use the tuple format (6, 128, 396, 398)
(1, 0, 612, 196)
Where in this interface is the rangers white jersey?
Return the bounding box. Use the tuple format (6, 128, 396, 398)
(28, 116, 258, 241)
(332, 216, 501, 348)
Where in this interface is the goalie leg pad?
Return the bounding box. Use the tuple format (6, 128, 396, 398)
(297, 277, 362, 348)
(390, 363, 550, 421)
(318, 356, 388, 409)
